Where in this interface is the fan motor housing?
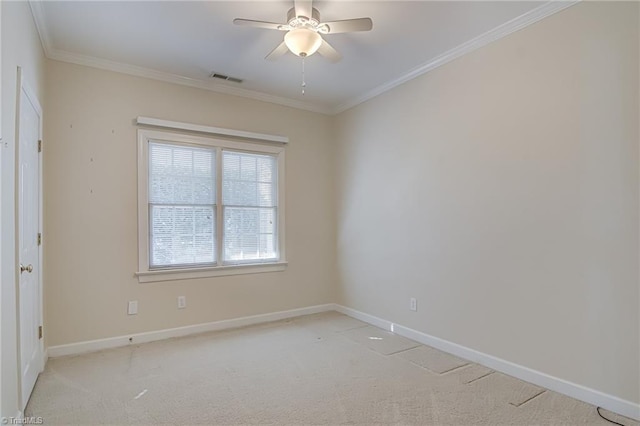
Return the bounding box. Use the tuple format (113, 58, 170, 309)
(287, 7, 321, 25)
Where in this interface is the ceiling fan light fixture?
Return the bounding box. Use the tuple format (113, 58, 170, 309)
(284, 28, 322, 57)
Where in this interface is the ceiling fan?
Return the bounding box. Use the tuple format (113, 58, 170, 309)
(233, 0, 373, 63)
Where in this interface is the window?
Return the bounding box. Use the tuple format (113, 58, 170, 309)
(222, 151, 278, 263)
(149, 142, 216, 268)
(137, 129, 286, 282)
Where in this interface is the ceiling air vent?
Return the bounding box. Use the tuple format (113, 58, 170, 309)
(210, 72, 243, 84)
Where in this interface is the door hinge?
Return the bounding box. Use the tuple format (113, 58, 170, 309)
(38, 139, 42, 153)
(38, 326, 43, 340)
(37, 233, 42, 246)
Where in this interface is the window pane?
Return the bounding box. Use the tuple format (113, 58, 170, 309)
(222, 151, 276, 207)
(240, 155, 257, 180)
(150, 205, 216, 267)
(148, 140, 216, 269)
(149, 142, 215, 204)
(223, 207, 276, 262)
(222, 150, 278, 264)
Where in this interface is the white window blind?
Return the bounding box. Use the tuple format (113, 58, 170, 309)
(137, 128, 286, 282)
(222, 151, 277, 263)
(149, 142, 216, 268)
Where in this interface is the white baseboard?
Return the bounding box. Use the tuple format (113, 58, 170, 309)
(334, 304, 640, 421)
(333, 304, 391, 330)
(48, 304, 334, 358)
(42, 348, 48, 371)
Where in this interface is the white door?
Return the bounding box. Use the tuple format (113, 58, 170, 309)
(17, 67, 43, 410)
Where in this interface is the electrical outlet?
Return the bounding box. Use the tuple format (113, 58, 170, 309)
(128, 300, 138, 315)
(178, 296, 186, 309)
(410, 298, 417, 312)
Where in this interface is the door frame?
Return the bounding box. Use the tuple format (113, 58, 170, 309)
(15, 66, 45, 411)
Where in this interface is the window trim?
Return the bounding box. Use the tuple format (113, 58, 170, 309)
(136, 129, 286, 282)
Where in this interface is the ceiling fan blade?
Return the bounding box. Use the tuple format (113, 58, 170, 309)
(233, 19, 285, 31)
(322, 18, 373, 34)
(294, 0, 313, 18)
(265, 41, 289, 61)
(317, 39, 342, 63)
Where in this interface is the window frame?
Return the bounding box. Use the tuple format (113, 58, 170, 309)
(136, 129, 286, 283)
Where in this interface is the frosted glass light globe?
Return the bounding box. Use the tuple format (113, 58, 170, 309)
(285, 28, 322, 57)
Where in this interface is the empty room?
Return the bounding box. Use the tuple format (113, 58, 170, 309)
(1, 0, 638, 424)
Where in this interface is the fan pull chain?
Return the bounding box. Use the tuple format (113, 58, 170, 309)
(301, 56, 306, 95)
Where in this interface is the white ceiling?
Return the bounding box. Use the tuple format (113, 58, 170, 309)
(30, 1, 573, 114)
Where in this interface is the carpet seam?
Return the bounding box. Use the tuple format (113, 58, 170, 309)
(510, 389, 547, 408)
(438, 362, 471, 375)
(385, 344, 422, 356)
(465, 371, 495, 384)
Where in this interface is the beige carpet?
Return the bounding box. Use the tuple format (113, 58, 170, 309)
(26, 312, 637, 425)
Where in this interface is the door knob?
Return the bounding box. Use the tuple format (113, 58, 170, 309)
(20, 264, 33, 273)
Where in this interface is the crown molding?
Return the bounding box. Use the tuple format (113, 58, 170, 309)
(29, 0, 53, 55)
(44, 48, 334, 115)
(29, 0, 578, 117)
(331, 0, 580, 115)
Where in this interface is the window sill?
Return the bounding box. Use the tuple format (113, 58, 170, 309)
(136, 261, 288, 283)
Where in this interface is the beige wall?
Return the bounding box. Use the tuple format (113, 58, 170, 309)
(43, 60, 336, 347)
(1, 1, 46, 418)
(334, 2, 639, 405)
